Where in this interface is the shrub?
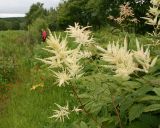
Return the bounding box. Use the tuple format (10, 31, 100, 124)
(38, 23, 160, 127)
(28, 18, 48, 44)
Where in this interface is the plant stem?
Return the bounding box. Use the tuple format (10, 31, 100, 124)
(107, 85, 123, 128)
(70, 83, 100, 126)
(111, 96, 123, 128)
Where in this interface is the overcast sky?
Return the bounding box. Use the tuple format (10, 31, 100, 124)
(0, 0, 61, 17)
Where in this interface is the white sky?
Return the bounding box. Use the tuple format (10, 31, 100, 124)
(0, 0, 61, 17)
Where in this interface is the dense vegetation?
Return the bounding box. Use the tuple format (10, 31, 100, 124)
(0, 0, 150, 32)
(1, 28, 160, 128)
(0, 17, 26, 30)
(1, 0, 160, 127)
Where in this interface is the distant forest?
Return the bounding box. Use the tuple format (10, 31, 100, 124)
(0, 17, 26, 30)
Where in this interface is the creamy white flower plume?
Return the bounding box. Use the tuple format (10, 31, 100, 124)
(79, 51, 92, 58)
(49, 103, 70, 122)
(66, 23, 94, 46)
(49, 103, 82, 122)
(52, 70, 72, 87)
(46, 30, 68, 51)
(38, 31, 86, 87)
(38, 31, 72, 68)
(151, 0, 160, 6)
(97, 37, 141, 79)
(72, 106, 82, 113)
(133, 39, 158, 73)
(97, 37, 158, 79)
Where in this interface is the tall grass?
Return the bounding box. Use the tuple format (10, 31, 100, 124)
(0, 30, 78, 128)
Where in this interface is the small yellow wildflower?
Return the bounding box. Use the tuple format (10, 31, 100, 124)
(30, 83, 44, 90)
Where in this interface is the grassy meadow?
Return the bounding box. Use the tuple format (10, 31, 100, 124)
(0, 29, 160, 128)
(0, 30, 77, 128)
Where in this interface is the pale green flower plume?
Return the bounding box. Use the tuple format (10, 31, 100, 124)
(151, 0, 160, 5)
(133, 39, 158, 73)
(149, 6, 160, 16)
(142, 0, 160, 37)
(66, 23, 94, 46)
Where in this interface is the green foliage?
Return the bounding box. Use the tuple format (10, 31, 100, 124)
(144, 104, 160, 112)
(1, 26, 160, 128)
(48, 0, 120, 29)
(153, 88, 160, 96)
(25, 2, 49, 44)
(45, 0, 151, 33)
(26, 2, 48, 25)
(0, 18, 25, 30)
(75, 59, 160, 127)
(80, 121, 89, 128)
(128, 104, 144, 122)
(0, 57, 16, 84)
(143, 0, 160, 37)
(28, 18, 48, 44)
(0, 30, 79, 128)
(44, 25, 159, 127)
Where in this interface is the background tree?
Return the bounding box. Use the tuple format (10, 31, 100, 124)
(27, 18, 48, 44)
(25, 2, 48, 25)
(0, 18, 25, 31)
(47, 0, 151, 33)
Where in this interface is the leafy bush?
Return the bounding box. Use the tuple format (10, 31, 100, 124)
(0, 57, 16, 84)
(38, 23, 160, 127)
(44, 0, 151, 33)
(108, 2, 138, 32)
(28, 18, 48, 44)
(143, 0, 160, 37)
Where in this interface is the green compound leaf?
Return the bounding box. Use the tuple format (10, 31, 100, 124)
(144, 104, 160, 112)
(153, 87, 160, 96)
(129, 104, 144, 122)
(80, 121, 88, 128)
(137, 95, 160, 102)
